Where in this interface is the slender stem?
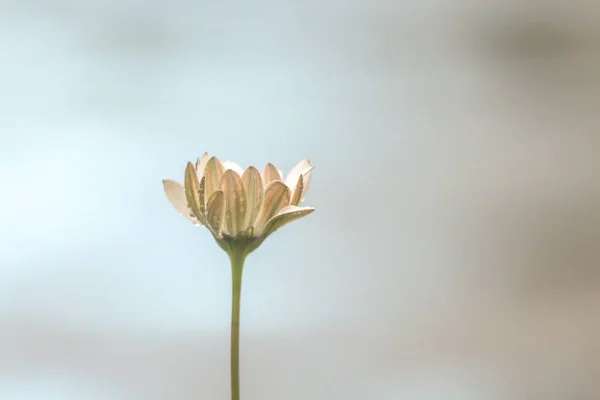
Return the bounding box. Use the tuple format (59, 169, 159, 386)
(229, 252, 245, 400)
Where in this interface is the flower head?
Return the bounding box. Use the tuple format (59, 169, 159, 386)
(163, 153, 314, 255)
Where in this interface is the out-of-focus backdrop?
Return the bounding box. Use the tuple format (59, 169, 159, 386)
(1, 0, 599, 399)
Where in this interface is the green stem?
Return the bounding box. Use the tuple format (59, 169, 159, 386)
(229, 252, 245, 400)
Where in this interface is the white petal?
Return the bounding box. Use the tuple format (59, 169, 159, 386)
(242, 166, 264, 229)
(184, 162, 205, 224)
(262, 205, 315, 237)
(262, 163, 283, 184)
(285, 161, 313, 203)
(284, 159, 312, 188)
(206, 190, 225, 237)
(290, 174, 303, 206)
(223, 160, 244, 176)
(195, 152, 210, 181)
(204, 156, 226, 203)
(299, 168, 313, 202)
(219, 170, 248, 236)
(254, 181, 291, 235)
(163, 179, 195, 222)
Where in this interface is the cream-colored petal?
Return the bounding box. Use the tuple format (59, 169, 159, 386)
(223, 160, 244, 176)
(254, 181, 291, 235)
(206, 190, 225, 237)
(284, 159, 312, 188)
(198, 176, 206, 216)
(184, 162, 205, 224)
(219, 170, 247, 236)
(289, 173, 303, 206)
(262, 163, 283, 184)
(262, 206, 315, 237)
(204, 156, 226, 203)
(290, 168, 313, 204)
(195, 152, 210, 181)
(242, 166, 264, 229)
(298, 168, 313, 202)
(162, 179, 196, 222)
(285, 163, 313, 203)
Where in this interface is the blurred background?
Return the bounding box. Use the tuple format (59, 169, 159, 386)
(1, 0, 599, 399)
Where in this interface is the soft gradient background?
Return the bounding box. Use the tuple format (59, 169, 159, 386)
(1, 1, 599, 399)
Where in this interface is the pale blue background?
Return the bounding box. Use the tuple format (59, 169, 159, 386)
(1, 1, 599, 399)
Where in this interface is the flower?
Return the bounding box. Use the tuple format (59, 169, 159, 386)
(163, 153, 314, 255)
